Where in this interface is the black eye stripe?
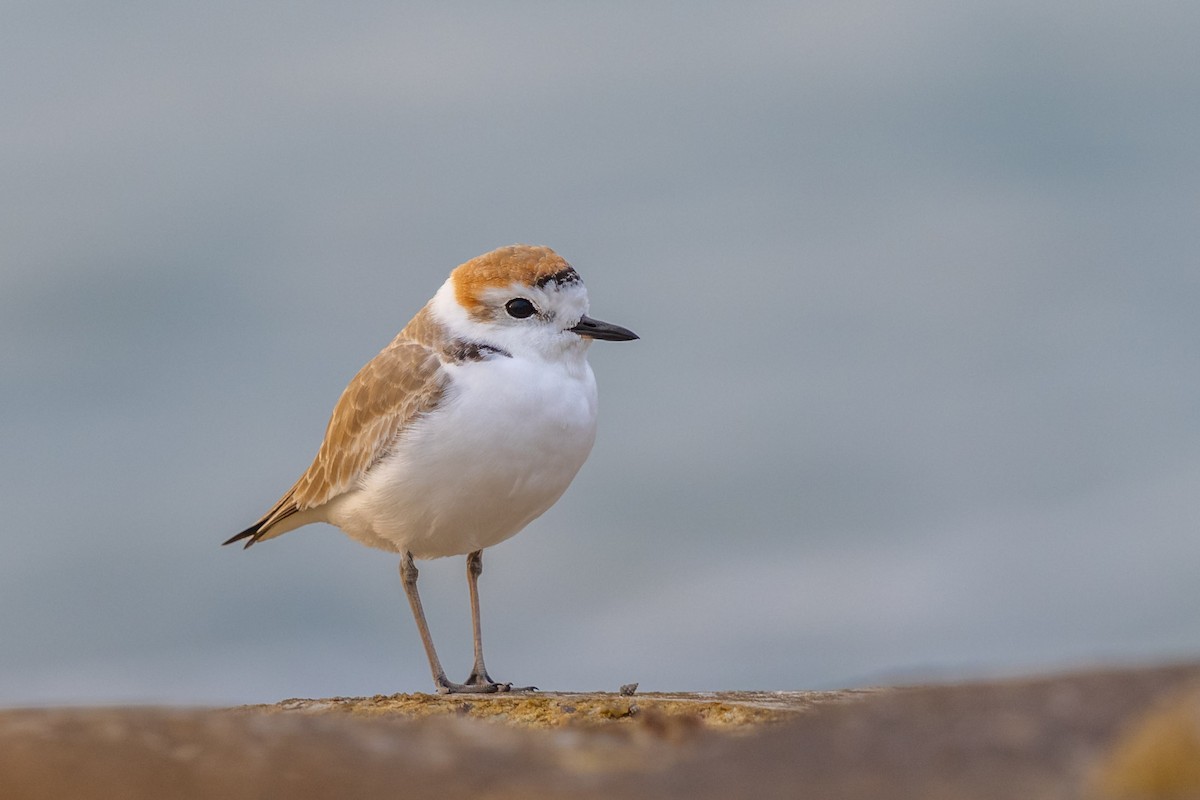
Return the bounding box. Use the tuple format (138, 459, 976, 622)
(505, 298, 537, 319)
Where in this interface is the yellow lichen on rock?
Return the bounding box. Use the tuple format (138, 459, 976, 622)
(244, 691, 821, 733)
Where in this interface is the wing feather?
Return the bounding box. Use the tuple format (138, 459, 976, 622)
(292, 338, 445, 510)
(226, 311, 448, 548)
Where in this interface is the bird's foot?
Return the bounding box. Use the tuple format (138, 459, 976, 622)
(454, 669, 537, 694)
(464, 667, 500, 687)
(505, 684, 539, 693)
(435, 678, 504, 694)
(430, 671, 507, 694)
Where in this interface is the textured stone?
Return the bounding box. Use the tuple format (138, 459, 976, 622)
(244, 689, 867, 730)
(2, 664, 1199, 800)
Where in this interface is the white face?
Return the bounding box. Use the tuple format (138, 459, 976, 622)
(433, 277, 592, 360)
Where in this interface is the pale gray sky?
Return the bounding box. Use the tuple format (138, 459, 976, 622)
(3, 1, 1199, 704)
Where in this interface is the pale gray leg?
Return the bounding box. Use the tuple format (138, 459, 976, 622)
(399, 552, 501, 695)
(462, 550, 535, 693)
(465, 550, 504, 688)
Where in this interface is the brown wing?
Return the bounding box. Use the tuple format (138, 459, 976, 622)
(225, 324, 447, 548)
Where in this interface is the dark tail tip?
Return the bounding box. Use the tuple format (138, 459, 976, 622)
(223, 524, 260, 549)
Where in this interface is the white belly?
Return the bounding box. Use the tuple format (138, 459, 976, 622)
(327, 355, 598, 559)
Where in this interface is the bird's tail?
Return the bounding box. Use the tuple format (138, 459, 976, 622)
(223, 494, 302, 549)
(222, 523, 264, 549)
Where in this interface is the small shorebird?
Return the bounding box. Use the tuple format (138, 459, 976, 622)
(225, 245, 638, 693)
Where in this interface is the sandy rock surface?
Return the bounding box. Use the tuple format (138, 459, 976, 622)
(246, 688, 870, 729)
(2, 663, 1199, 799)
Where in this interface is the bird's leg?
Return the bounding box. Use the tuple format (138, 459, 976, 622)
(399, 552, 500, 695)
(463, 550, 536, 693)
(464, 550, 502, 688)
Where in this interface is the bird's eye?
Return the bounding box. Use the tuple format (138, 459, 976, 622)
(505, 298, 537, 319)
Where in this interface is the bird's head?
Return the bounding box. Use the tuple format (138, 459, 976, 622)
(432, 244, 638, 360)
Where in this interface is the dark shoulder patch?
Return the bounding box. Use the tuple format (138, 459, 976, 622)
(445, 340, 512, 363)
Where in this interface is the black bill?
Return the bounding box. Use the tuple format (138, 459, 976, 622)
(569, 315, 639, 341)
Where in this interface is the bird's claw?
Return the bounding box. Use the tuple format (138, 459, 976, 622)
(436, 677, 506, 694)
(435, 671, 537, 694)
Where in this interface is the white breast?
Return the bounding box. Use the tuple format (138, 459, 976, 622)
(328, 353, 599, 559)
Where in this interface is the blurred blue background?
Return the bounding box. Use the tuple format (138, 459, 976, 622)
(3, 2, 1199, 705)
